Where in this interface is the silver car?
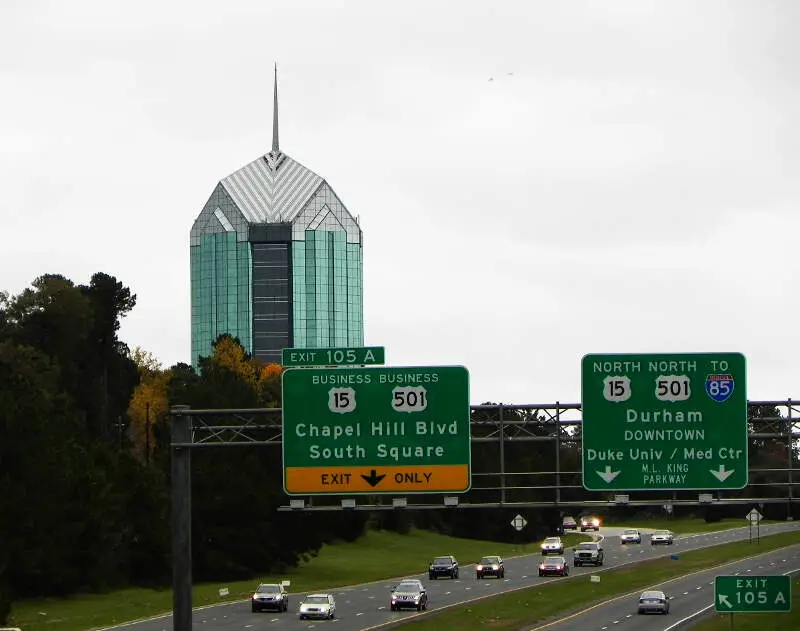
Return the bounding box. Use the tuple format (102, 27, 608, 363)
(650, 529, 675, 545)
(251, 583, 289, 612)
(298, 593, 336, 620)
(389, 580, 428, 611)
(620, 529, 642, 544)
(638, 590, 670, 614)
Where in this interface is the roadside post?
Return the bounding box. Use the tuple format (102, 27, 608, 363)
(510, 514, 528, 551)
(745, 508, 763, 544)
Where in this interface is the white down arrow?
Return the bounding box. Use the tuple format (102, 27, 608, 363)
(710, 465, 734, 482)
(597, 466, 620, 484)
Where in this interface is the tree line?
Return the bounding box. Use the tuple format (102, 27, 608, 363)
(0, 273, 368, 624)
(1, 272, 796, 624)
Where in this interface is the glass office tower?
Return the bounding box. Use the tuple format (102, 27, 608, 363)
(190, 78, 363, 366)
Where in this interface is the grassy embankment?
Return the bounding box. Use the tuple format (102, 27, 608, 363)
(8, 530, 586, 631)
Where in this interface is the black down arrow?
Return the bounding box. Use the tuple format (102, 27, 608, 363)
(361, 469, 386, 487)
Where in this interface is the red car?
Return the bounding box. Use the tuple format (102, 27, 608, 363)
(538, 556, 569, 577)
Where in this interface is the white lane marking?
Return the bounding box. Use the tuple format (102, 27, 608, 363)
(696, 586, 702, 590)
(357, 613, 364, 616)
(367, 596, 375, 599)
(624, 614, 632, 618)
(682, 591, 689, 595)
(244, 626, 254, 628)
(662, 606, 714, 631)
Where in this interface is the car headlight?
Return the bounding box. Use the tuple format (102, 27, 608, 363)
(491, 565, 499, 570)
(476, 565, 483, 570)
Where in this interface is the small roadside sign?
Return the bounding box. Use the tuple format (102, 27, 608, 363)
(510, 514, 527, 531)
(745, 508, 763, 524)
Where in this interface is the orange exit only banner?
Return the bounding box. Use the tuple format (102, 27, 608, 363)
(284, 464, 470, 494)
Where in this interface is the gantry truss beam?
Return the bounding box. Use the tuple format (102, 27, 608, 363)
(172, 399, 800, 447)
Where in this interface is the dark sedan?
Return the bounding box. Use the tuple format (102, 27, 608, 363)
(428, 555, 459, 579)
(476, 556, 505, 579)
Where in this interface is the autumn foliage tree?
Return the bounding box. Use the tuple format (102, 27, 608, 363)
(127, 347, 170, 463)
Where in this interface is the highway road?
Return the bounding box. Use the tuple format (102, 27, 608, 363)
(527, 544, 800, 631)
(107, 522, 800, 631)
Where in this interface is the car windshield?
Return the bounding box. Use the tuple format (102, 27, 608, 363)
(544, 538, 560, 543)
(545, 556, 565, 564)
(257, 585, 281, 593)
(433, 556, 452, 564)
(396, 583, 421, 593)
(479, 557, 499, 564)
(641, 591, 664, 600)
(654, 530, 670, 535)
(305, 596, 329, 604)
(623, 530, 638, 535)
(577, 543, 597, 550)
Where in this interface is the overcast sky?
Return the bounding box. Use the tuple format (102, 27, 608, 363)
(2, 0, 797, 404)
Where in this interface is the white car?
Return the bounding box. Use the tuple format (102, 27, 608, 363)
(650, 530, 675, 545)
(541, 536, 564, 555)
(619, 529, 642, 544)
(298, 594, 336, 620)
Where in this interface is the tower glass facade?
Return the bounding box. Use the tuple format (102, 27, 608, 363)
(292, 232, 363, 348)
(190, 232, 252, 366)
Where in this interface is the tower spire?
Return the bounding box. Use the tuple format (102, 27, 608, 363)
(272, 63, 280, 154)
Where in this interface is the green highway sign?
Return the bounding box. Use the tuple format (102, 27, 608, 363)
(715, 575, 791, 613)
(282, 366, 471, 495)
(281, 346, 385, 367)
(581, 353, 747, 491)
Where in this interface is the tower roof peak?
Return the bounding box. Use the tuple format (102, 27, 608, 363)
(272, 63, 280, 155)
